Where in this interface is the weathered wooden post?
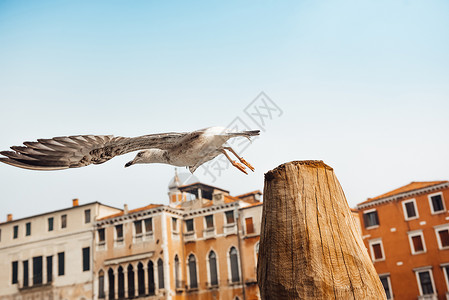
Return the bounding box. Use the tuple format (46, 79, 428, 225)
(257, 161, 386, 299)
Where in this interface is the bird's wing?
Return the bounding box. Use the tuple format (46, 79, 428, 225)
(0, 132, 186, 170)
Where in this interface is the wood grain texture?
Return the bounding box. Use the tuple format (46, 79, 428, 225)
(257, 160, 386, 299)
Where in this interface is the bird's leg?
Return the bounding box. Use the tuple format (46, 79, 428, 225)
(221, 149, 248, 175)
(223, 147, 255, 172)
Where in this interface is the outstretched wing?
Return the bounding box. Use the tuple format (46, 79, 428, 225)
(0, 132, 186, 170)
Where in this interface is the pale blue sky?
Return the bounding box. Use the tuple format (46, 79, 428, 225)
(1, 0, 448, 220)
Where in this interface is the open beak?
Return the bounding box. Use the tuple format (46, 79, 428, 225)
(124, 160, 134, 168)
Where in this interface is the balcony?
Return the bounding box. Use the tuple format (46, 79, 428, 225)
(224, 223, 237, 236)
(418, 295, 437, 300)
(203, 228, 216, 239)
(176, 280, 186, 292)
(184, 231, 195, 242)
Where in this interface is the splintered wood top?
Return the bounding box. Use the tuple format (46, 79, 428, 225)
(265, 160, 333, 182)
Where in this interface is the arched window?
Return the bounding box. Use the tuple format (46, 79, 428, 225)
(148, 261, 155, 295)
(174, 255, 181, 289)
(208, 251, 218, 286)
(98, 270, 105, 299)
(127, 264, 135, 298)
(118, 266, 125, 299)
(108, 268, 114, 300)
(188, 254, 198, 289)
(229, 247, 240, 283)
(137, 262, 145, 296)
(157, 259, 164, 289)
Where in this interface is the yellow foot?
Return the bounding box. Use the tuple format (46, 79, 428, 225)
(232, 161, 248, 175)
(240, 157, 255, 172)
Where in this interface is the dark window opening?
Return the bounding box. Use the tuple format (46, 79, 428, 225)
(188, 254, 198, 289)
(225, 211, 235, 224)
(13, 225, 18, 239)
(61, 215, 67, 228)
(185, 219, 194, 232)
(148, 261, 155, 295)
(134, 220, 142, 235)
(84, 209, 91, 223)
(48, 217, 54, 231)
(82, 247, 90, 271)
(412, 235, 424, 252)
(127, 264, 135, 298)
(405, 201, 417, 218)
(439, 229, 449, 248)
(380, 276, 391, 299)
(98, 228, 105, 242)
(431, 194, 444, 212)
(209, 251, 218, 286)
(157, 259, 164, 289)
(418, 271, 434, 295)
(98, 270, 105, 299)
(372, 243, 383, 259)
(230, 247, 240, 283)
(144, 218, 153, 233)
(12, 261, 18, 284)
(172, 218, 178, 232)
(116, 224, 123, 240)
(23, 260, 29, 287)
(363, 211, 379, 228)
(33, 256, 43, 285)
(205, 215, 214, 229)
(118, 266, 125, 299)
(138, 263, 145, 296)
(47, 256, 53, 283)
(108, 268, 115, 300)
(26, 222, 31, 236)
(175, 255, 181, 289)
(58, 252, 65, 276)
(245, 217, 254, 234)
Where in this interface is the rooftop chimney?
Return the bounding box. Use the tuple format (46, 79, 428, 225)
(72, 199, 79, 207)
(124, 204, 129, 214)
(7, 214, 13, 222)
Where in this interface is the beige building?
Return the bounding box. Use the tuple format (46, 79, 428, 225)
(93, 173, 263, 300)
(0, 199, 121, 300)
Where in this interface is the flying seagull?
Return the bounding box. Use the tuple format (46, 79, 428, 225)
(0, 127, 259, 174)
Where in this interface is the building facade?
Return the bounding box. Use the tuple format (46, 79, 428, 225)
(93, 176, 262, 300)
(0, 199, 122, 300)
(357, 181, 449, 300)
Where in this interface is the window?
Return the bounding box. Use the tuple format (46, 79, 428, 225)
(58, 252, 65, 276)
(188, 254, 198, 289)
(144, 218, 153, 233)
(185, 219, 194, 232)
(61, 214, 67, 228)
(225, 211, 235, 224)
(84, 209, 91, 223)
(435, 225, 449, 250)
(115, 224, 123, 241)
(138, 263, 145, 296)
(118, 266, 125, 298)
(127, 264, 135, 297)
(229, 247, 240, 283)
(368, 239, 385, 261)
(98, 228, 105, 243)
(26, 222, 31, 236)
(82, 247, 90, 271)
(175, 255, 181, 289)
(134, 220, 142, 235)
(205, 215, 214, 229)
(98, 270, 105, 299)
(108, 268, 115, 300)
(363, 210, 379, 228)
(245, 217, 255, 234)
(442, 264, 449, 292)
(13, 225, 18, 239)
(209, 251, 218, 286)
(48, 217, 54, 231)
(47, 256, 53, 283)
(172, 218, 178, 233)
(379, 275, 392, 299)
(429, 192, 445, 214)
(33, 256, 43, 285)
(415, 268, 435, 296)
(402, 199, 418, 220)
(408, 231, 426, 254)
(23, 260, 29, 287)
(148, 261, 155, 295)
(157, 259, 164, 289)
(12, 261, 18, 284)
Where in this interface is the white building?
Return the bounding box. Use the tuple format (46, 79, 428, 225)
(0, 199, 121, 300)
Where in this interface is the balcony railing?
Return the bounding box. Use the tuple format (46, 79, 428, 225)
(176, 280, 186, 291)
(224, 223, 237, 235)
(203, 228, 215, 239)
(184, 231, 195, 242)
(418, 295, 437, 300)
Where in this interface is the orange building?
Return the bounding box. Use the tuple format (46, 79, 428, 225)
(356, 181, 449, 300)
(93, 173, 262, 300)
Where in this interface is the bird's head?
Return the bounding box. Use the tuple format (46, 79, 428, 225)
(125, 149, 167, 168)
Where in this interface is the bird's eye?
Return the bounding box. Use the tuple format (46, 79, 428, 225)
(137, 152, 142, 157)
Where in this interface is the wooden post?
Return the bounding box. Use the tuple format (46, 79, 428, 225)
(257, 161, 386, 299)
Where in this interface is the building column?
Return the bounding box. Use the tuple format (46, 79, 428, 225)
(18, 261, 23, 288)
(42, 256, 47, 284)
(104, 270, 109, 300)
(29, 260, 33, 287)
(134, 263, 139, 297)
(114, 269, 119, 300)
(124, 269, 128, 298)
(143, 265, 149, 295)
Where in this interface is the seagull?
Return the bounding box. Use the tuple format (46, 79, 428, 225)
(0, 127, 260, 174)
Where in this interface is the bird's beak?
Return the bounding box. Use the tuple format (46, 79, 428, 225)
(124, 161, 134, 168)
